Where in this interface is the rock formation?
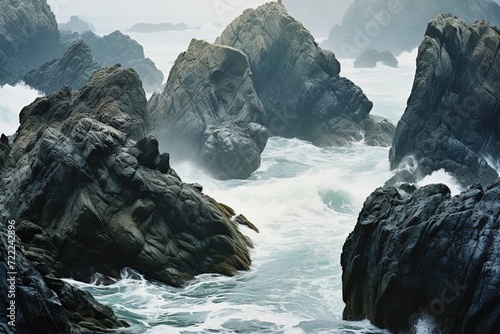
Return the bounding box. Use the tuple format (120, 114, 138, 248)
(0, 0, 60, 85)
(61, 30, 164, 93)
(148, 39, 268, 180)
(23, 40, 101, 95)
(323, 0, 500, 58)
(389, 14, 500, 187)
(353, 49, 398, 68)
(58, 15, 96, 33)
(1, 65, 256, 293)
(216, 2, 395, 147)
(342, 181, 500, 333)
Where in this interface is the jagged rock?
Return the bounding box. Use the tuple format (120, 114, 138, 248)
(389, 15, 500, 188)
(1, 65, 256, 290)
(23, 40, 101, 95)
(58, 15, 96, 34)
(61, 30, 164, 93)
(216, 2, 394, 147)
(126, 22, 191, 33)
(323, 0, 500, 58)
(353, 49, 398, 68)
(0, 0, 60, 85)
(342, 181, 500, 333)
(149, 39, 268, 180)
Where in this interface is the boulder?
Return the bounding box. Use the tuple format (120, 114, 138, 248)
(342, 181, 500, 333)
(148, 39, 268, 180)
(353, 49, 398, 68)
(322, 0, 500, 58)
(216, 2, 394, 147)
(23, 40, 101, 95)
(389, 14, 500, 188)
(61, 30, 164, 93)
(2, 65, 256, 289)
(0, 0, 60, 85)
(58, 15, 96, 34)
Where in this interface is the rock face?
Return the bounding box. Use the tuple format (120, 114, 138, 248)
(0, 0, 60, 85)
(61, 30, 164, 93)
(353, 49, 398, 68)
(216, 2, 395, 147)
(58, 15, 96, 33)
(1, 65, 255, 290)
(23, 40, 101, 94)
(389, 15, 500, 187)
(342, 181, 500, 333)
(149, 39, 268, 180)
(323, 0, 500, 58)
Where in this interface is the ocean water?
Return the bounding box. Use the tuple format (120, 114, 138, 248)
(1, 27, 460, 333)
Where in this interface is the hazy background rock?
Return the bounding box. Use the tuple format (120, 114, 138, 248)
(389, 14, 500, 188)
(353, 49, 398, 68)
(126, 22, 191, 33)
(58, 15, 96, 33)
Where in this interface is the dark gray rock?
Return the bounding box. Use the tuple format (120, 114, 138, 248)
(61, 30, 164, 93)
(389, 14, 500, 188)
(2, 65, 256, 290)
(149, 39, 268, 180)
(342, 181, 500, 333)
(58, 15, 96, 34)
(23, 40, 101, 95)
(0, 0, 60, 85)
(126, 22, 191, 33)
(353, 49, 398, 68)
(216, 2, 394, 147)
(323, 0, 500, 58)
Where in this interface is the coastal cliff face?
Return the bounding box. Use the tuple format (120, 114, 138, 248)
(216, 2, 395, 148)
(0, 0, 60, 85)
(323, 0, 500, 58)
(1, 65, 256, 293)
(389, 14, 500, 187)
(149, 39, 268, 180)
(342, 181, 500, 333)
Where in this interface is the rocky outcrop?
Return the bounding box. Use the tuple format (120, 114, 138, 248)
(323, 0, 500, 58)
(58, 15, 96, 33)
(61, 30, 164, 93)
(216, 2, 395, 147)
(353, 49, 398, 68)
(148, 39, 268, 180)
(0, 0, 60, 85)
(23, 40, 101, 94)
(389, 15, 500, 187)
(126, 22, 191, 33)
(342, 181, 500, 333)
(1, 65, 256, 290)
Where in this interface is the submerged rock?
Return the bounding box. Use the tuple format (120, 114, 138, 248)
(389, 14, 500, 187)
(342, 181, 500, 333)
(0, 0, 60, 85)
(353, 49, 398, 68)
(23, 40, 101, 94)
(149, 39, 268, 180)
(323, 0, 500, 58)
(2, 65, 256, 291)
(216, 2, 394, 147)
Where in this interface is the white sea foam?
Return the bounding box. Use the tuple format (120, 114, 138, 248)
(0, 82, 42, 136)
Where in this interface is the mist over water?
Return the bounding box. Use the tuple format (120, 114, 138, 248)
(0, 83, 42, 136)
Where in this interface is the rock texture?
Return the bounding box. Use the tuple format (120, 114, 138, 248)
(23, 40, 101, 94)
(58, 15, 96, 33)
(0, 0, 60, 85)
(1, 65, 256, 290)
(323, 0, 500, 58)
(353, 49, 398, 68)
(149, 39, 268, 180)
(342, 181, 500, 333)
(389, 15, 500, 187)
(61, 30, 164, 93)
(216, 2, 395, 147)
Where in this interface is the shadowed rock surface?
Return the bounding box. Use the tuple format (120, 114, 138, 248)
(61, 30, 164, 93)
(353, 49, 398, 68)
(149, 39, 268, 180)
(0, 0, 60, 85)
(216, 2, 394, 147)
(1, 65, 256, 293)
(323, 0, 500, 58)
(23, 40, 101, 95)
(342, 181, 500, 333)
(58, 15, 96, 34)
(389, 14, 500, 188)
